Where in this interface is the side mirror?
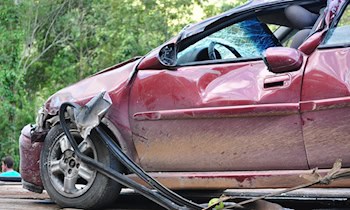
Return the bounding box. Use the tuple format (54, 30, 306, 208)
(263, 47, 303, 73)
(138, 43, 177, 70)
(158, 43, 177, 67)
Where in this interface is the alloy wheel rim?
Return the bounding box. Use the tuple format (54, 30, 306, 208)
(47, 131, 97, 198)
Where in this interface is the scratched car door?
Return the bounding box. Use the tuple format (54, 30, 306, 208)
(301, 1, 350, 169)
(129, 16, 308, 172)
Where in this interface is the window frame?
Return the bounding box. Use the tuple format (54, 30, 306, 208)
(318, 0, 350, 49)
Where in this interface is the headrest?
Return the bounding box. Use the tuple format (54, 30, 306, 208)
(285, 5, 319, 29)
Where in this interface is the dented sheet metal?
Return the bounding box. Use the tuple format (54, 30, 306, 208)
(19, 125, 44, 192)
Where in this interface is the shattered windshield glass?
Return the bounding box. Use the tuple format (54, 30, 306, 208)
(177, 17, 280, 64)
(234, 18, 279, 56)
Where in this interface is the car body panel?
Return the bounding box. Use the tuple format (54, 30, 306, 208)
(19, 125, 44, 192)
(58, 59, 142, 157)
(45, 59, 140, 158)
(44, 59, 139, 115)
(301, 47, 350, 169)
(127, 169, 350, 189)
(299, 0, 349, 169)
(129, 59, 308, 171)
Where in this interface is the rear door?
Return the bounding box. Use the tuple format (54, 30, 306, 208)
(129, 14, 308, 172)
(301, 1, 350, 169)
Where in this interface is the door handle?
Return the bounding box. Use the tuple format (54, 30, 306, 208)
(263, 74, 291, 89)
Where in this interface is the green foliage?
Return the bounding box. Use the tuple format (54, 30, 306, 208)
(0, 0, 246, 170)
(0, 0, 28, 169)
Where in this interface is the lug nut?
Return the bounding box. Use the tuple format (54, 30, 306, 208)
(69, 159, 76, 168)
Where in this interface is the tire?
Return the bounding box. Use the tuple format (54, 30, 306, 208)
(40, 123, 122, 209)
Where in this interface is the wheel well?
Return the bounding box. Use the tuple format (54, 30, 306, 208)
(43, 114, 134, 174)
(97, 123, 130, 174)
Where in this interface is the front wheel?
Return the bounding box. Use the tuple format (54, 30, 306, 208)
(40, 123, 122, 209)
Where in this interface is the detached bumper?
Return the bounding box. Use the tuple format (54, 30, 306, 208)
(19, 124, 44, 193)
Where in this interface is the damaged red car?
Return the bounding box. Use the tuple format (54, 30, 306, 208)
(19, 0, 350, 209)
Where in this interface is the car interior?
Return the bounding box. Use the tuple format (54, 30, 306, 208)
(264, 3, 325, 48)
(176, 2, 327, 65)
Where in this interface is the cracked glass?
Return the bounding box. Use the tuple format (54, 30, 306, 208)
(177, 17, 280, 64)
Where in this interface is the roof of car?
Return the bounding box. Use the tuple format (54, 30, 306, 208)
(178, 0, 326, 41)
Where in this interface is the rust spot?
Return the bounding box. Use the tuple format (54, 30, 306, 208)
(234, 175, 254, 183)
(187, 174, 258, 183)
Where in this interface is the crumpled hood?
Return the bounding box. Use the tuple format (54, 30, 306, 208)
(44, 58, 140, 115)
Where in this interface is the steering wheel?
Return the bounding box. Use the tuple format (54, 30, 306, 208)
(208, 41, 241, 60)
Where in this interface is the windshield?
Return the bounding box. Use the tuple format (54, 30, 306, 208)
(177, 17, 281, 64)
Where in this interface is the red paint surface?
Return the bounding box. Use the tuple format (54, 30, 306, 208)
(301, 47, 350, 169)
(129, 59, 308, 171)
(264, 47, 303, 73)
(127, 169, 350, 189)
(19, 125, 44, 189)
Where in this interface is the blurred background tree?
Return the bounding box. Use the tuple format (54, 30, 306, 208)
(0, 0, 246, 170)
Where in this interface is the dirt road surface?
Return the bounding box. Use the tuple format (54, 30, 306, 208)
(0, 182, 164, 210)
(1, 182, 349, 210)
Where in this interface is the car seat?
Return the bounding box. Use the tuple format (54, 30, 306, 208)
(285, 5, 319, 49)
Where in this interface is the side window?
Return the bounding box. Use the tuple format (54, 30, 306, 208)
(323, 4, 350, 46)
(177, 17, 280, 65)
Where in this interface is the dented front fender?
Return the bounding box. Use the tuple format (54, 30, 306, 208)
(19, 124, 44, 193)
